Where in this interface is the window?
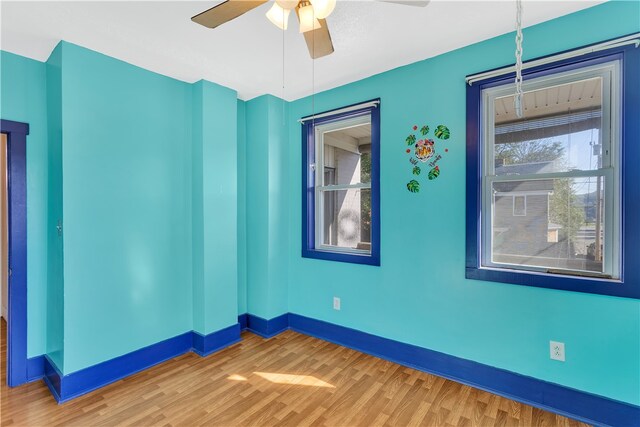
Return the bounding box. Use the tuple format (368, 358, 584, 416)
(302, 100, 380, 265)
(466, 41, 640, 299)
(512, 196, 526, 216)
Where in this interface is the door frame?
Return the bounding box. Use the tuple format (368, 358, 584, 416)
(1, 119, 28, 386)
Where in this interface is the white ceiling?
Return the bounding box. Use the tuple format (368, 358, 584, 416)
(0, 1, 604, 101)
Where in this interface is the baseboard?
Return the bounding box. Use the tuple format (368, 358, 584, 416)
(42, 324, 241, 404)
(43, 355, 64, 402)
(44, 331, 193, 403)
(238, 313, 248, 330)
(244, 313, 289, 338)
(26, 355, 45, 382)
(192, 323, 242, 356)
(287, 313, 640, 427)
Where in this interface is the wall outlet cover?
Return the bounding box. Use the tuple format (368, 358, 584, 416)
(550, 341, 565, 361)
(333, 297, 341, 311)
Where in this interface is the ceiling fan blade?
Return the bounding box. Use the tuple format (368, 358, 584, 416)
(192, 0, 269, 29)
(379, 0, 430, 6)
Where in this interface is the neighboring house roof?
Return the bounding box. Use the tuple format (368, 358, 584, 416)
(495, 160, 559, 175)
(494, 180, 554, 193)
(494, 160, 557, 192)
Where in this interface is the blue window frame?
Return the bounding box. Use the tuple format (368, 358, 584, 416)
(302, 100, 380, 266)
(466, 39, 639, 299)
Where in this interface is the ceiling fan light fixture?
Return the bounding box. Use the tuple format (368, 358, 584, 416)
(266, 2, 291, 30)
(298, 3, 321, 33)
(275, 0, 299, 10)
(310, 0, 336, 19)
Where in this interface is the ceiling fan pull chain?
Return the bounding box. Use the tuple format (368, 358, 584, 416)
(514, 0, 524, 119)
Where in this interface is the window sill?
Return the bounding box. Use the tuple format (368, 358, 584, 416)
(302, 248, 380, 266)
(465, 266, 637, 298)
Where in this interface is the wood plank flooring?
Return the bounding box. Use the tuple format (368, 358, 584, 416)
(1, 319, 589, 426)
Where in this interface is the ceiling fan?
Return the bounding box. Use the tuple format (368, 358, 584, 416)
(192, 0, 430, 59)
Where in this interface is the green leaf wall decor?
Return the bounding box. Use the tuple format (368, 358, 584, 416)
(434, 125, 450, 140)
(428, 166, 440, 180)
(407, 180, 420, 193)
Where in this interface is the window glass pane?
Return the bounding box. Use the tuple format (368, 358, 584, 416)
(513, 196, 526, 216)
(491, 177, 604, 274)
(494, 77, 603, 175)
(321, 188, 371, 252)
(323, 124, 371, 185)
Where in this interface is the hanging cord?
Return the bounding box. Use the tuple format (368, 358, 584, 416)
(311, 5, 316, 129)
(514, 0, 524, 118)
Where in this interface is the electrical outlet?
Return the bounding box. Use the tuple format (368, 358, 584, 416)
(333, 297, 341, 311)
(550, 341, 565, 361)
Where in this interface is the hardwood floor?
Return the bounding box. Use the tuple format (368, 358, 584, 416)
(1, 319, 588, 426)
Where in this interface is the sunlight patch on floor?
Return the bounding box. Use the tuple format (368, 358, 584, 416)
(254, 372, 335, 388)
(227, 374, 248, 381)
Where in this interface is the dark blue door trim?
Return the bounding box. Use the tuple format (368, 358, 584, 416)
(1, 119, 29, 386)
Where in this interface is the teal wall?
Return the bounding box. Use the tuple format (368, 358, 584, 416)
(192, 80, 238, 335)
(0, 0, 637, 407)
(1, 43, 242, 374)
(59, 42, 194, 373)
(0, 51, 49, 358)
(45, 45, 65, 369)
(284, 1, 640, 405)
(192, 83, 205, 332)
(237, 100, 247, 314)
(245, 95, 289, 319)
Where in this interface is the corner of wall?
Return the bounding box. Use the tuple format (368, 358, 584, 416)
(244, 94, 290, 319)
(191, 80, 240, 335)
(237, 99, 248, 315)
(44, 42, 64, 372)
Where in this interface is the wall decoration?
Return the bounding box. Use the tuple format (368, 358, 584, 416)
(434, 125, 450, 140)
(415, 139, 435, 162)
(404, 123, 451, 192)
(407, 180, 420, 193)
(428, 165, 440, 180)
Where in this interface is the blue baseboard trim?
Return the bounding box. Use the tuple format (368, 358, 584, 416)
(288, 313, 640, 427)
(26, 355, 45, 382)
(245, 313, 289, 338)
(43, 355, 63, 402)
(40, 324, 242, 404)
(192, 323, 242, 356)
(46, 331, 193, 403)
(238, 313, 248, 330)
